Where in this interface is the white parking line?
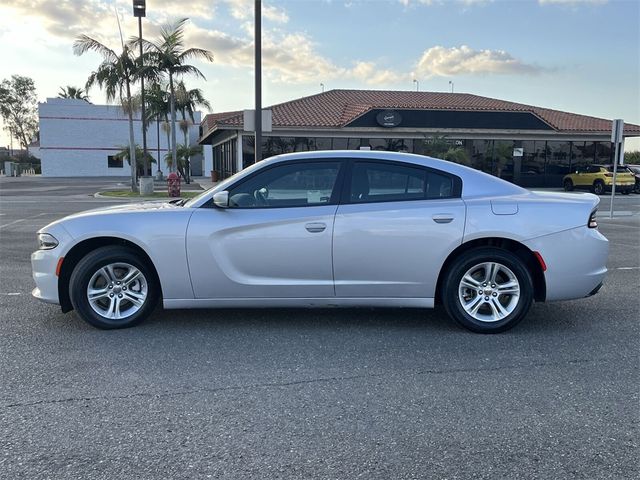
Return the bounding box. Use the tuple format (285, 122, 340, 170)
(0, 213, 49, 229)
(616, 267, 640, 270)
(0, 293, 22, 296)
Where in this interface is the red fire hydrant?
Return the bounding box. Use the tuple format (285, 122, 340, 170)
(167, 172, 181, 197)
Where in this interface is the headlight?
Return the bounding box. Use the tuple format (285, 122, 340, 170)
(37, 233, 59, 250)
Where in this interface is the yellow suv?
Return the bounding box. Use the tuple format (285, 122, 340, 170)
(563, 164, 635, 195)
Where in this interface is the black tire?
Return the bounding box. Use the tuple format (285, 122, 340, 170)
(563, 179, 574, 191)
(441, 248, 534, 334)
(593, 180, 605, 195)
(621, 189, 630, 195)
(69, 246, 159, 329)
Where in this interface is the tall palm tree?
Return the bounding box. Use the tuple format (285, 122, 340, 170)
(74, 36, 138, 191)
(144, 82, 170, 175)
(175, 80, 211, 183)
(58, 86, 90, 102)
(135, 18, 213, 172)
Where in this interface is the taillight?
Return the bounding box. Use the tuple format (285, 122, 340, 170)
(588, 210, 598, 229)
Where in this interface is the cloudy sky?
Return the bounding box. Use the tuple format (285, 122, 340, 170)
(1, 0, 639, 150)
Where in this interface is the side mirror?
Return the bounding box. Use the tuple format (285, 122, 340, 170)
(213, 190, 229, 208)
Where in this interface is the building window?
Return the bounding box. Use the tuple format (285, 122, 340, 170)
(595, 142, 612, 164)
(545, 141, 570, 187)
(108, 155, 123, 168)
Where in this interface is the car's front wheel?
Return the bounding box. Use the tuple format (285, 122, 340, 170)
(69, 246, 159, 329)
(442, 248, 534, 333)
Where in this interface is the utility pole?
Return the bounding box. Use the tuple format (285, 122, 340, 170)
(254, 0, 262, 164)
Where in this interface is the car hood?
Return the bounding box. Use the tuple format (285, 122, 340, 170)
(65, 200, 183, 218)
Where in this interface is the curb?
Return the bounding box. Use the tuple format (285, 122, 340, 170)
(94, 189, 204, 199)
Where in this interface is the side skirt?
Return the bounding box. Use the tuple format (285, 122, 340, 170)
(163, 297, 435, 309)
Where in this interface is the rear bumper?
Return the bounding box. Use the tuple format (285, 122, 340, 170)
(523, 226, 608, 302)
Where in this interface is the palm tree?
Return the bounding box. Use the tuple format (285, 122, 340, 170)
(114, 144, 156, 175)
(175, 80, 211, 183)
(142, 82, 170, 175)
(135, 18, 213, 172)
(74, 36, 138, 191)
(164, 143, 202, 180)
(58, 86, 90, 102)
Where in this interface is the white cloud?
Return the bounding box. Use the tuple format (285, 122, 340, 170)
(415, 45, 546, 77)
(398, 0, 493, 6)
(225, 0, 290, 23)
(186, 24, 398, 86)
(539, 0, 607, 4)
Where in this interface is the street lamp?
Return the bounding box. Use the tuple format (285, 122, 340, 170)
(133, 0, 149, 182)
(320, 83, 325, 93)
(448, 80, 454, 93)
(413, 79, 419, 91)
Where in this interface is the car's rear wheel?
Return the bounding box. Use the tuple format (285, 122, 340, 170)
(442, 248, 534, 333)
(69, 246, 159, 329)
(593, 180, 605, 195)
(563, 179, 574, 191)
(621, 189, 630, 195)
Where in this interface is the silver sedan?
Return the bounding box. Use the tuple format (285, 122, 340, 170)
(32, 151, 608, 333)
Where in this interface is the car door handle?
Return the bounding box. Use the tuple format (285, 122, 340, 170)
(432, 214, 454, 224)
(305, 222, 327, 233)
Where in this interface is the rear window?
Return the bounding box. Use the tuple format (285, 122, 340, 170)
(604, 165, 633, 173)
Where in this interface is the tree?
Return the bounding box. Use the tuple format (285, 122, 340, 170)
(0, 75, 38, 155)
(136, 18, 213, 173)
(422, 135, 470, 166)
(113, 144, 155, 175)
(58, 86, 90, 101)
(144, 82, 171, 174)
(175, 80, 210, 183)
(624, 151, 640, 164)
(74, 36, 138, 192)
(164, 142, 201, 180)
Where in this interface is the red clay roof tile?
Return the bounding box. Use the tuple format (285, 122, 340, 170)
(202, 89, 640, 137)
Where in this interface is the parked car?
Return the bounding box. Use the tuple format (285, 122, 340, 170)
(625, 164, 640, 193)
(563, 164, 635, 195)
(32, 151, 608, 333)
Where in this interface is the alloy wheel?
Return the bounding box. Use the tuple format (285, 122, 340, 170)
(458, 261, 521, 323)
(86, 262, 148, 320)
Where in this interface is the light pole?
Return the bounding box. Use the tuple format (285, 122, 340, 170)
(133, 0, 148, 179)
(449, 80, 454, 93)
(413, 79, 419, 91)
(254, 0, 262, 164)
(320, 83, 325, 93)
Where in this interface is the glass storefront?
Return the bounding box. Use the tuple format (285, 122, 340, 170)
(233, 134, 611, 188)
(212, 138, 237, 178)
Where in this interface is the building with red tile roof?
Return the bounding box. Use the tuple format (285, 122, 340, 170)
(200, 89, 639, 187)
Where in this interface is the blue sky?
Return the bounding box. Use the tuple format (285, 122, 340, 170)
(1, 0, 639, 150)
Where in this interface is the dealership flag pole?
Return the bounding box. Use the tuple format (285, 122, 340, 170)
(609, 119, 623, 219)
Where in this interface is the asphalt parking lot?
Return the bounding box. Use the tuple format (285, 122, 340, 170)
(1, 176, 638, 479)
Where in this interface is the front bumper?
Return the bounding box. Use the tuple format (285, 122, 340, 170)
(31, 248, 61, 305)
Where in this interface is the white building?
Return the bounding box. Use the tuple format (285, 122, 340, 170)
(39, 98, 202, 177)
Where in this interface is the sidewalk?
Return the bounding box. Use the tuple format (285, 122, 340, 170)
(191, 176, 218, 191)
